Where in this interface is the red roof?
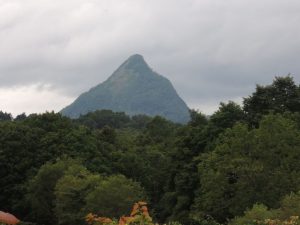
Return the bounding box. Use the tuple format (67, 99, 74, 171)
(0, 211, 20, 225)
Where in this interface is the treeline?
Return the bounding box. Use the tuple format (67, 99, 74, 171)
(1, 76, 300, 225)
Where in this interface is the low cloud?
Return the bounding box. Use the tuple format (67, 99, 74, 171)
(0, 84, 74, 116)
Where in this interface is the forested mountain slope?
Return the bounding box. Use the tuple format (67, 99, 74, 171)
(61, 54, 190, 123)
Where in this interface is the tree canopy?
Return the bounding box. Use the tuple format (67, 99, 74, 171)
(1, 75, 300, 225)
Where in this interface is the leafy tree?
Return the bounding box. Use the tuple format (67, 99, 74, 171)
(276, 191, 300, 219)
(23, 112, 73, 132)
(77, 110, 131, 129)
(229, 191, 300, 225)
(130, 114, 152, 129)
(205, 101, 245, 148)
(229, 204, 275, 225)
(210, 101, 244, 130)
(54, 165, 102, 225)
(26, 159, 81, 225)
(3, 75, 300, 225)
(188, 110, 208, 128)
(139, 116, 179, 144)
(0, 122, 44, 216)
(192, 114, 300, 222)
(0, 112, 111, 219)
(243, 76, 300, 126)
(84, 175, 147, 219)
(15, 113, 27, 121)
(157, 103, 244, 224)
(98, 126, 117, 144)
(157, 126, 206, 223)
(0, 111, 12, 121)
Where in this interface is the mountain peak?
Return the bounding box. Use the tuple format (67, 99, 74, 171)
(61, 55, 191, 123)
(128, 54, 144, 61)
(120, 54, 151, 72)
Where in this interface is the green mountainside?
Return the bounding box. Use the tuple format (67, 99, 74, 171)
(60, 54, 190, 123)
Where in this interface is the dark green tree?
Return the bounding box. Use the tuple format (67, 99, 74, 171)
(243, 76, 300, 126)
(26, 159, 81, 225)
(84, 175, 146, 218)
(0, 111, 12, 121)
(76, 110, 131, 129)
(0, 122, 44, 216)
(54, 164, 102, 225)
(206, 101, 245, 148)
(15, 113, 27, 121)
(192, 114, 300, 222)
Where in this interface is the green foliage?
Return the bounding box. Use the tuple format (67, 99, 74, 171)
(54, 165, 102, 225)
(130, 115, 152, 129)
(23, 111, 73, 132)
(188, 110, 208, 128)
(192, 114, 300, 222)
(276, 191, 300, 220)
(166, 221, 183, 225)
(14, 113, 27, 121)
(229, 191, 300, 225)
(244, 76, 300, 126)
(0, 122, 44, 214)
(0, 110, 12, 121)
(77, 110, 131, 129)
(229, 204, 275, 225)
(1, 76, 300, 225)
(26, 158, 82, 225)
(25, 159, 147, 225)
(190, 216, 221, 225)
(85, 175, 146, 219)
(157, 102, 244, 224)
(205, 101, 245, 148)
(142, 116, 178, 143)
(210, 101, 244, 129)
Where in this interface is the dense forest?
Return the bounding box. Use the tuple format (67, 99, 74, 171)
(1, 76, 300, 225)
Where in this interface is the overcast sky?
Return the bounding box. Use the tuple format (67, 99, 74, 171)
(1, 0, 300, 116)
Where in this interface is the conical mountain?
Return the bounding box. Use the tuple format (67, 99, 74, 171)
(60, 54, 190, 123)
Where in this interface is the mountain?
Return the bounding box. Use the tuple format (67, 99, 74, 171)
(60, 54, 190, 123)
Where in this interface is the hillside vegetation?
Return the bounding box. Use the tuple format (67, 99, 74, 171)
(1, 76, 300, 225)
(61, 54, 190, 123)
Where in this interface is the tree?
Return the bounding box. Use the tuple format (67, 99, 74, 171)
(243, 76, 300, 126)
(54, 165, 102, 225)
(0, 122, 44, 216)
(229, 191, 300, 225)
(157, 127, 206, 223)
(84, 175, 147, 219)
(188, 110, 208, 128)
(229, 204, 275, 225)
(141, 116, 178, 144)
(192, 114, 300, 222)
(130, 114, 152, 129)
(0, 111, 12, 121)
(23, 112, 73, 132)
(26, 159, 80, 225)
(206, 101, 245, 147)
(156, 103, 244, 224)
(15, 113, 27, 121)
(276, 191, 300, 219)
(77, 110, 131, 129)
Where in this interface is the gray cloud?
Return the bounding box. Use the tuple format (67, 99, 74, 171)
(0, 0, 300, 115)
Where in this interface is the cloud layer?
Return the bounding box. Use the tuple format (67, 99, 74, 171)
(1, 0, 300, 116)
